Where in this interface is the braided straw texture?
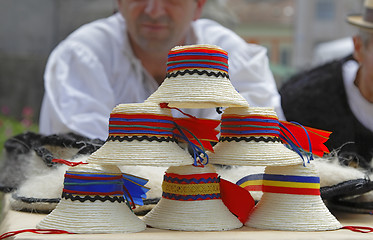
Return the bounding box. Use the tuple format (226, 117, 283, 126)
(210, 107, 302, 166)
(142, 165, 242, 231)
(37, 163, 146, 233)
(246, 163, 342, 231)
(87, 102, 194, 166)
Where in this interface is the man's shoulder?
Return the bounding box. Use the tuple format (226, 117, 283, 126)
(66, 13, 124, 47)
(280, 56, 352, 96)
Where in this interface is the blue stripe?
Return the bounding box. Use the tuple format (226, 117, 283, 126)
(221, 129, 280, 135)
(222, 118, 279, 124)
(109, 129, 173, 135)
(168, 52, 228, 59)
(167, 63, 228, 72)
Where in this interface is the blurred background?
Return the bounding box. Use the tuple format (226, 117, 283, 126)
(0, 0, 364, 147)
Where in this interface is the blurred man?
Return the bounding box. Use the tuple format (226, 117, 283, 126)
(40, 0, 283, 140)
(280, 0, 373, 170)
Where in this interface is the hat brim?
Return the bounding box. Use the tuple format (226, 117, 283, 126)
(143, 198, 242, 231)
(210, 141, 302, 166)
(87, 140, 194, 166)
(146, 74, 249, 108)
(347, 15, 373, 30)
(246, 193, 342, 231)
(37, 198, 146, 233)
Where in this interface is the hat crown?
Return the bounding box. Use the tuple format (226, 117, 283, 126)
(166, 44, 229, 75)
(364, 0, 373, 23)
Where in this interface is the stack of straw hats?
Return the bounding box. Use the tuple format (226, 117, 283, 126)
(37, 163, 146, 233)
(242, 162, 342, 231)
(142, 164, 243, 231)
(145, 44, 249, 108)
(210, 106, 302, 166)
(87, 102, 194, 166)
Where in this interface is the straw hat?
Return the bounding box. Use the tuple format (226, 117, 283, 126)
(142, 164, 243, 231)
(87, 102, 194, 166)
(37, 163, 146, 233)
(145, 44, 249, 108)
(210, 107, 302, 166)
(244, 162, 342, 231)
(347, 0, 373, 30)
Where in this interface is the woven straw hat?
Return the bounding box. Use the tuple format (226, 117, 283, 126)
(87, 102, 194, 166)
(142, 164, 242, 231)
(245, 162, 342, 231)
(37, 163, 146, 233)
(347, 0, 373, 31)
(145, 44, 248, 108)
(210, 106, 302, 166)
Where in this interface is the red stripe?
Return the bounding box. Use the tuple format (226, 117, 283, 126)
(167, 55, 228, 63)
(221, 127, 279, 131)
(64, 174, 122, 181)
(110, 113, 173, 121)
(109, 121, 174, 128)
(222, 116, 278, 120)
(63, 189, 124, 195)
(165, 173, 218, 181)
(170, 48, 227, 55)
(221, 133, 278, 138)
(168, 66, 227, 73)
(167, 61, 228, 69)
(262, 186, 320, 195)
(243, 185, 263, 191)
(222, 122, 279, 127)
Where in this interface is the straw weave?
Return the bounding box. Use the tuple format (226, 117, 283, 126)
(245, 163, 342, 231)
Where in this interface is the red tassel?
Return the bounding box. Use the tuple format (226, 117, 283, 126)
(52, 159, 88, 167)
(219, 178, 255, 224)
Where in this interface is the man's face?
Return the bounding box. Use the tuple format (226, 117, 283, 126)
(118, 0, 205, 53)
(354, 33, 373, 81)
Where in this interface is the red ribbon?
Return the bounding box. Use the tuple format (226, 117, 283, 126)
(279, 121, 331, 157)
(160, 103, 220, 152)
(219, 178, 255, 224)
(342, 226, 373, 233)
(0, 229, 74, 239)
(52, 159, 88, 167)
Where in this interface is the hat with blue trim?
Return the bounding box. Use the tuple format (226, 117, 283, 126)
(37, 163, 147, 233)
(87, 102, 194, 166)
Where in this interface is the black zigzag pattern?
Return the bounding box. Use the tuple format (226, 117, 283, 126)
(166, 69, 229, 78)
(107, 135, 175, 142)
(62, 192, 125, 203)
(220, 136, 282, 143)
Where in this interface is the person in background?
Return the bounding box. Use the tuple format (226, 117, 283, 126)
(280, 0, 373, 170)
(39, 0, 283, 141)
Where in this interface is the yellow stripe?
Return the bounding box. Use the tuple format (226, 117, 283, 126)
(240, 180, 319, 189)
(162, 182, 220, 195)
(239, 180, 263, 188)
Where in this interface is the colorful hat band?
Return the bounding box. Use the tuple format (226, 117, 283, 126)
(166, 48, 229, 74)
(62, 172, 125, 202)
(162, 172, 221, 201)
(237, 173, 320, 196)
(220, 115, 281, 141)
(62, 171, 149, 206)
(107, 113, 176, 141)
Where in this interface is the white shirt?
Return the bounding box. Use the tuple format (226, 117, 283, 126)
(343, 60, 373, 132)
(40, 13, 284, 140)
